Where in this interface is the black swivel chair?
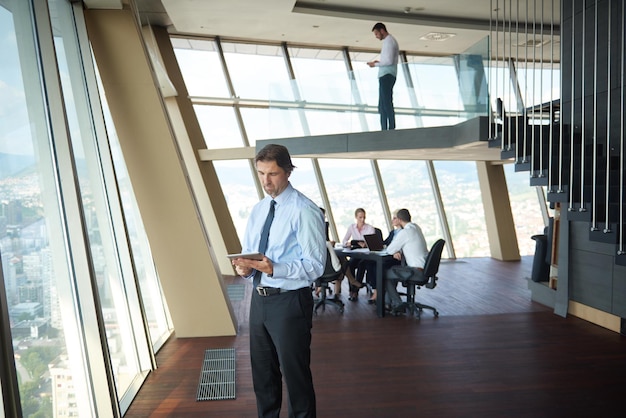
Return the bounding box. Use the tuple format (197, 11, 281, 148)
(363, 227, 384, 297)
(387, 239, 445, 318)
(314, 249, 345, 314)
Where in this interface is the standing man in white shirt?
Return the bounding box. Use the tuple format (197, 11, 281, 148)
(368, 22, 400, 130)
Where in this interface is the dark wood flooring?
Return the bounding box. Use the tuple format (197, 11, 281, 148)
(124, 257, 626, 417)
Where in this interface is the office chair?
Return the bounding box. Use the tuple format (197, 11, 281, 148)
(313, 249, 345, 314)
(362, 227, 385, 297)
(387, 239, 445, 318)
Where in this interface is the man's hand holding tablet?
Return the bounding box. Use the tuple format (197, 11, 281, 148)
(229, 253, 273, 278)
(226, 252, 264, 261)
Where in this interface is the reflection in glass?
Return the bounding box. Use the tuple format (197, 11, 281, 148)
(455, 36, 490, 117)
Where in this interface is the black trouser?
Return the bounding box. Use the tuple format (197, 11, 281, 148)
(250, 287, 316, 418)
(378, 74, 396, 130)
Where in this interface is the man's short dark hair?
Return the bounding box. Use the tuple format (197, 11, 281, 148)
(255, 144, 296, 174)
(396, 208, 411, 222)
(372, 22, 387, 32)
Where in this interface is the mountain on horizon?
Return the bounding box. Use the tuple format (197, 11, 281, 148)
(0, 153, 36, 178)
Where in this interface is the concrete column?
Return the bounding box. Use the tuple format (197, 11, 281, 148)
(476, 161, 520, 261)
(85, 7, 237, 337)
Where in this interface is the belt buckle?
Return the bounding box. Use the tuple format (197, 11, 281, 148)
(256, 286, 269, 296)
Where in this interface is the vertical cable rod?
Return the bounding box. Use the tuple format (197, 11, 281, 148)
(557, 0, 565, 193)
(591, 0, 599, 230)
(530, 0, 537, 177)
(516, 0, 520, 153)
(507, 0, 513, 150)
(490, 0, 493, 140)
(619, 0, 625, 254)
(579, 0, 587, 206)
(539, 0, 545, 177)
(569, 0, 576, 210)
(604, 2, 612, 233)
(501, 0, 506, 143)
(523, 0, 529, 162)
(548, 0, 554, 190)
(496, 0, 501, 144)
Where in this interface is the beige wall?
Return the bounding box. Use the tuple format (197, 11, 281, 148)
(477, 161, 521, 261)
(85, 7, 237, 337)
(148, 26, 242, 275)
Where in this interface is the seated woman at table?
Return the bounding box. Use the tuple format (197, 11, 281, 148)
(342, 207, 375, 300)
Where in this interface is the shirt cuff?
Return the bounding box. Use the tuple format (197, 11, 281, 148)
(272, 263, 286, 279)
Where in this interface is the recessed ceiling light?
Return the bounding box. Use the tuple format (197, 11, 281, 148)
(419, 32, 456, 41)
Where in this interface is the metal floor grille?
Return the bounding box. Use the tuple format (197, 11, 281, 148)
(196, 348, 236, 401)
(227, 284, 245, 301)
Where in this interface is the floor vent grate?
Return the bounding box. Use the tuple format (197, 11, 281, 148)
(196, 348, 236, 401)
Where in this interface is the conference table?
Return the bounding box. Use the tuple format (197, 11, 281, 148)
(334, 248, 394, 318)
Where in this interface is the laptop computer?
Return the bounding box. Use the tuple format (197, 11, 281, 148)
(363, 233, 385, 251)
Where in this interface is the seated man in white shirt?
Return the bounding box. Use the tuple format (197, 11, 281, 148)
(383, 208, 429, 310)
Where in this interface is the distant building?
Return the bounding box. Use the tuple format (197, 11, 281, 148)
(18, 281, 43, 304)
(11, 318, 47, 339)
(49, 355, 79, 417)
(9, 301, 43, 320)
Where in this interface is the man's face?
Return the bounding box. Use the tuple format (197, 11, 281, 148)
(373, 29, 385, 40)
(256, 160, 290, 198)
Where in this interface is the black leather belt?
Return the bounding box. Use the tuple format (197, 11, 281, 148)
(256, 286, 295, 296)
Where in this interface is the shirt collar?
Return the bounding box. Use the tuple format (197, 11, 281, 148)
(269, 182, 293, 206)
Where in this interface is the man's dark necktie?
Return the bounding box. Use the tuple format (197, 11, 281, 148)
(253, 200, 275, 287)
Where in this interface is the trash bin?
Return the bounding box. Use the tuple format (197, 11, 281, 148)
(530, 234, 550, 282)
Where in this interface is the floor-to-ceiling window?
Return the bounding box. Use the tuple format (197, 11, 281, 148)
(1, 2, 96, 415)
(0, 1, 170, 415)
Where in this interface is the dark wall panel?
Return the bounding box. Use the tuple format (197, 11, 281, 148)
(612, 264, 626, 317)
(569, 248, 613, 311)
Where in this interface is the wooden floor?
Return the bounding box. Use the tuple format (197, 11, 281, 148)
(124, 257, 626, 417)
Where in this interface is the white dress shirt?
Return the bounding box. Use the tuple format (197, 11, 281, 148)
(385, 222, 429, 268)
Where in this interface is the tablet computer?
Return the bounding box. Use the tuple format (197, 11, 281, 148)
(226, 252, 264, 261)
